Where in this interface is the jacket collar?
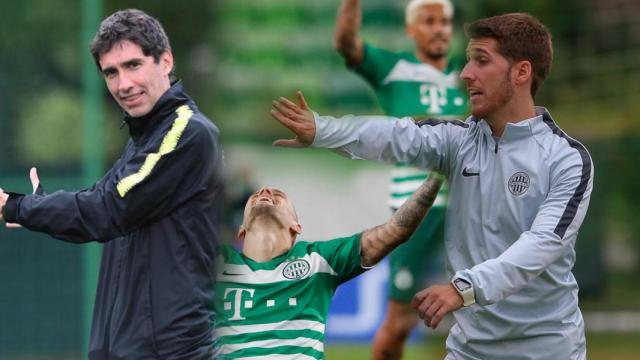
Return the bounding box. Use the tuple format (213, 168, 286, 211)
(123, 80, 192, 140)
(474, 107, 552, 141)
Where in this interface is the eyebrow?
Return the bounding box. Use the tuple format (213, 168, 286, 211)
(466, 47, 490, 57)
(100, 58, 144, 74)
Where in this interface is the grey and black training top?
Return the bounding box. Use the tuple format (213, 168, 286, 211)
(311, 107, 593, 359)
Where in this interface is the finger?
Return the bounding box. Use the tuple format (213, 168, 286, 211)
(278, 97, 304, 115)
(425, 299, 442, 320)
(270, 109, 297, 128)
(30, 167, 41, 194)
(272, 139, 307, 148)
(6, 223, 22, 228)
(297, 91, 309, 110)
(278, 96, 300, 110)
(430, 307, 449, 329)
(412, 289, 428, 309)
(272, 101, 302, 122)
(418, 297, 433, 317)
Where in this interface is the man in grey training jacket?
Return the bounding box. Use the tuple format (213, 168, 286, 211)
(270, 13, 593, 360)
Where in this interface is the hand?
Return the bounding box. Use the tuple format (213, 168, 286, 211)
(4, 167, 40, 228)
(411, 283, 463, 329)
(0, 190, 7, 222)
(271, 91, 316, 148)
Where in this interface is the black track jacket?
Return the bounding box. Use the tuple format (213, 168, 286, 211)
(2, 82, 223, 359)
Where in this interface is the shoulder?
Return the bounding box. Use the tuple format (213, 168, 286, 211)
(363, 43, 405, 62)
(181, 106, 220, 139)
(536, 115, 593, 177)
(156, 105, 221, 154)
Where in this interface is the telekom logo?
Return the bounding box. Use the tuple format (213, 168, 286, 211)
(224, 288, 255, 320)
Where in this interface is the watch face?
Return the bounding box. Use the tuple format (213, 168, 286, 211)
(454, 278, 471, 291)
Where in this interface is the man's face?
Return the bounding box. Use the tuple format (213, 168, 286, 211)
(242, 187, 299, 232)
(407, 4, 453, 60)
(460, 38, 515, 120)
(99, 40, 172, 117)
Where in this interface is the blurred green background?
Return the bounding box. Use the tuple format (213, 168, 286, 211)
(1, 0, 639, 358)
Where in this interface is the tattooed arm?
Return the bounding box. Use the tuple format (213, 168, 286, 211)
(360, 175, 443, 267)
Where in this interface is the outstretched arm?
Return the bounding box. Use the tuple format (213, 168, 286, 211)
(360, 174, 443, 267)
(334, 0, 364, 67)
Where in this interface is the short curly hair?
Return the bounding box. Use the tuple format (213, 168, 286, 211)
(466, 13, 553, 98)
(90, 9, 171, 70)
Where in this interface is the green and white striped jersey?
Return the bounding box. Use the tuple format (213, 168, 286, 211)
(214, 233, 366, 359)
(355, 43, 468, 209)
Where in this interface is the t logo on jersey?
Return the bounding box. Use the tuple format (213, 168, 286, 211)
(420, 84, 447, 114)
(420, 84, 465, 114)
(224, 288, 255, 320)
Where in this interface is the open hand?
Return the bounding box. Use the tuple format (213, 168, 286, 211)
(271, 91, 316, 148)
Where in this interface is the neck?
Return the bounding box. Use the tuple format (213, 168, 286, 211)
(242, 220, 294, 262)
(486, 93, 536, 137)
(414, 51, 447, 71)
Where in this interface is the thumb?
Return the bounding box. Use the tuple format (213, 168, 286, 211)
(272, 138, 308, 148)
(30, 167, 41, 194)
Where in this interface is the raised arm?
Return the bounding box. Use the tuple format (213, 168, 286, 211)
(334, 0, 364, 67)
(360, 174, 443, 267)
(271, 91, 461, 172)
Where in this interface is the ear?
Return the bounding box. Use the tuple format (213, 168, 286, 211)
(160, 51, 174, 76)
(290, 223, 302, 237)
(236, 228, 246, 243)
(512, 60, 532, 87)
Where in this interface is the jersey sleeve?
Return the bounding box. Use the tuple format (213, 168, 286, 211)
(353, 43, 401, 88)
(312, 233, 366, 285)
(455, 145, 594, 305)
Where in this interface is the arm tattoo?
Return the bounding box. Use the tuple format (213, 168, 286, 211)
(360, 175, 443, 267)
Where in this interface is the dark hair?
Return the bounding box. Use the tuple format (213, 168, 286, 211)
(465, 13, 553, 98)
(90, 9, 171, 70)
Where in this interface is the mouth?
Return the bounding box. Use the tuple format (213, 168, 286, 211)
(119, 92, 144, 106)
(255, 196, 275, 205)
(467, 88, 483, 102)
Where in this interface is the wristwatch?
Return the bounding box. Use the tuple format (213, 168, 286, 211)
(451, 277, 476, 307)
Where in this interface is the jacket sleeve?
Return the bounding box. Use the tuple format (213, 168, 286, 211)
(2, 115, 221, 243)
(312, 112, 466, 176)
(455, 147, 594, 305)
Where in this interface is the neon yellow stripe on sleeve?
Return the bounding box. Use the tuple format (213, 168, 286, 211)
(116, 105, 194, 197)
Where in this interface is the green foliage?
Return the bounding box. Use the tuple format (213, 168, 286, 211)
(17, 90, 84, 165)
(15, 89, 126, 166)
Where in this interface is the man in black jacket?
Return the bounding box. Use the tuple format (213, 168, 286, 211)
(0, 9, 223, 360)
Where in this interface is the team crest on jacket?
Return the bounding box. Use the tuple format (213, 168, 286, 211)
(283, 259, 311, 279)
(508, 172, 530, 196)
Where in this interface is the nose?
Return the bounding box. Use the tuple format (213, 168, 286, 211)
(257, 187, 273, 196)
(118, 72, 134, 93)
(460, 63, 473, 82)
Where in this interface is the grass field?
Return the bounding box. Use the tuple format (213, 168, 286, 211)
(325, 332, 640, 359)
